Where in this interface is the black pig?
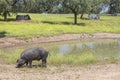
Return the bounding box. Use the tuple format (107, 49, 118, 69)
(16, 47, 49, 68)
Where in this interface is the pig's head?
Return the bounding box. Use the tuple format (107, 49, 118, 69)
(16, 58, 26, 68)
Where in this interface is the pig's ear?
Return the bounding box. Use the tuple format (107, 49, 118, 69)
(16, 59, 19, 62)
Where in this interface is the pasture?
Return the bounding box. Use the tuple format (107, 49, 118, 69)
(0, 14, 120, 38)
(0, 14, 120, 80)
(0, 14, 120, 65)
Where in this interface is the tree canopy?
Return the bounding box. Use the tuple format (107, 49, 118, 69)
(109, 0, 120, 14)
(0, 0, 11, 21)
(0, 0, 31, 21)
(0, 0, 120, 22)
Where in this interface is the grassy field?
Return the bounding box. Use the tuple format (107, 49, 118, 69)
(0, 49, 97, 65)
(0, 14, 119, 65)
(0, 14, 120, 38)
(0, 48, 117, 66)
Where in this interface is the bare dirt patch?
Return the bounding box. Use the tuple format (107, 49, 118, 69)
(0, 63, 120, 80)
(0, 33, 120, 48)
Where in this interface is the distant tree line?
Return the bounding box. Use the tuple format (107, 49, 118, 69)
(0, 0, 120, 24)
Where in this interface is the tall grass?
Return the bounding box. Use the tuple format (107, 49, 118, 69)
(48, 53, 99, 66)
(0, 50, 5, 57)
(0, 48, 117, 65)
(0, 49, 99, 65)
(0, 49, 22, 64)
(0, 14, 120, 38)
(0, 48, 119, 66)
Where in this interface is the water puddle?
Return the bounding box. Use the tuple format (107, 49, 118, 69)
(0, 39, 120, 60)
(44, 40, 120, 60)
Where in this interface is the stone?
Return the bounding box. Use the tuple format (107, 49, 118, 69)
(88, 14, 100, 20)
(16, 15, 31, 20)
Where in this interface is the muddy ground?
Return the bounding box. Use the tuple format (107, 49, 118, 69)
(0, 33, 120, 48)
(0, 33, 120, 80)
(1, 63, 120, 80)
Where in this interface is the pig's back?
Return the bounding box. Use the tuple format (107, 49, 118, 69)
(20, 47, 41, 60)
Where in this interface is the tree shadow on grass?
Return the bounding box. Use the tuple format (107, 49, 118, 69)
(0, 18, 15, 22)
(42, 21, 58, 24)
(81, 18, 89, 20)
(0, 31, 7, 38)
(41, 21, 86, 26)
(66, 17, 89, 20)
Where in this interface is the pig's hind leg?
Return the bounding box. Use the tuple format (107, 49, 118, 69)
(26, 61, 28, 66)
(28, 60, 32, 68)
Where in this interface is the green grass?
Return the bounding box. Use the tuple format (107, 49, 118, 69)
(0, 48, 118, 65)
(48, 53, 99, 66)
(0, 49, 99, 65)
(0, 14, 120, 38)
(5, 49, 22, 64)
(0, 49, 22, 64)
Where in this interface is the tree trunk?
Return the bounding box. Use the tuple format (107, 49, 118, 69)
(80, 14, 84, 19)
(3, 11, 7, 21)
(74, 12, 77, 24)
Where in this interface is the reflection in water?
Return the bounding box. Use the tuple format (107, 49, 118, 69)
(86, 42, 95, 48)
(58, 42, 95, 54)
(49, 40, 120, 60)
(59, 45, 73, 54)
(77, 44, 82, 49)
